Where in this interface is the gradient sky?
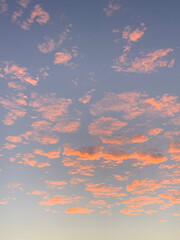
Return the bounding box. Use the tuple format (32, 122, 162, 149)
(0, 0, 180, 239)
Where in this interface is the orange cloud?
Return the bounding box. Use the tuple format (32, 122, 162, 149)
(37, 162, 51, 168)
(123, 196, 164, 208)
(114, 174, 128, 181)
(133, 151, 167, 165)
(103, 0, 121, 17)
(34, 148, 61, 159)
(21, 4, 49, 30)
(70, 178, 87, 185)
(53, 119, 80, 133)
(65, 207, 93, 214)
(88, 117, 127, 136)
(11, 9, 23, 23)
(120, 208, 143, 215)
(90, 200, 107, 208)
(148, 128, 163, 136)
(102, 134, 149, 145)
(39, 195, 73, 206)
(85, 183, 125, 198)
(126, 179, 161, 194)
(45, 180, 67, 189)
(6, 135, 22, 143)
(169, 141, 180, 153)
(26, 190, 47, 195)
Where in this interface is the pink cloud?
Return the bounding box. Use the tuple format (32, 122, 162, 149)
(0, 0, 8, 14)
(26, 190, 47, 195)
(78, 89, 95, 104)
(126, 179, 161, 194)
(6, 135, 22, 143)
(112, 48, 174, 73)
(148, 128, 163, 136)
(123, 23, 147, 42)
(45, 180, 67, 189)
(120, 208, 143, 215)
(103, 0, 121, 17)
(11, 9, 23, 23)
(34, 148, 61, 159)
(54, 51, 72, 65)
(21, 4, 49, 30)
(18, 0, 30, 8)
(38, 37, 56, 53)
(39, 195, 73, 206)
(88, 117, 127, 136)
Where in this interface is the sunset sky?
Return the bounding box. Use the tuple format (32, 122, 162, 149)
(0, 0, 180, 239)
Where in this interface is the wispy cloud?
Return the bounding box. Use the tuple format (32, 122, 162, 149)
(103, 0, 121, 17)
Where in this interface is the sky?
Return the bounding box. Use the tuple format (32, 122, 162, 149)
(0, 0, 180, 239)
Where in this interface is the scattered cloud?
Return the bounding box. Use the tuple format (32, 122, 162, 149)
(103, 0, 121, 17)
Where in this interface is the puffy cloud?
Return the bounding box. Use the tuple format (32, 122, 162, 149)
(53, 118, 80, 133)
(38, 37, 56, 53)
(133, 151, 167, 164)
(54, 51, 72, 65)
(90, 92, 180, 120)
(70, 178, 87, 185)
(65, 207, 93, 214)
(101, 134, 149, 145)
(26, 190, 47, 195)
(148, 128, 163, 136)
(103, 0, 121, 17)
(123, 196, 164, 208)
(6, 135, 22, 143)
(29, 93, 72, 122)
(34, 148, 61, 159)
(11, 9, 23, 23)
(112, 48, 174, 73)
(114, 175, 128, 181)
(18, 0, 30, 8)
(85, 183, 125, 198)
(88, 117, 127, 136)
(0, 0, 8, 14)
(122, 23, 147, 42)
(2, 63, 39, 86)
(21, 4, 49, 30)
(78, 89, 95, 104)
(39, 195, 73, 206)
(126, 179, 161, 194)
(45, 180, 67, 189)
(169, 141, 180, 153)
(0, 93, 27, 125)
(120, 208, 143, 215)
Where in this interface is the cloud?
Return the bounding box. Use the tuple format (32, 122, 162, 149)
(70, 178, 87, 185)
(122, 23, 147, 42)
(123, 196, 164, 208)
(21, 4, 49, 30)
(133, 151, 167, 164)
(114, 174, 128, 181)
(18, 0, 30, 8)
(103, 0, 121, 17)
(11, 9, 23, 23)
(0, 0, 8, 14)
(148, 128, 163, 136)
(34, 148, 61, 159)
(53, 118, 80, 133)
(101, 134, 149, 145)
(2, 63, 39, 86)
(78, 89, 95, 104)
(6, 135, 22, 143)
(85, 183, 125, 198)
(88, 117, 127, 136)
(38, 37, 56, 53)
(39, 195, 73, 206)
(54, 51, 72, 65)
(65, 207, 93, 214)
(126, 179, 161, 194)
(90, 200, 107, 208)
(45, 180, 67, 189)
(0, 93, 27, 125)
(120, 208, 143, 215)
(169, 141, 180, 153)
(29, 93, 72, 122)
(90, 92, 180, 120)
(26, 190, 47, 195)
(112, 48, 174, 73)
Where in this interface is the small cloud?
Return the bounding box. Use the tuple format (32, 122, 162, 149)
(65, 207, 94, 214)
(18, 0, 30, 8)
(54, 51, 72, 65)
(38, 37, 56, 53)
(0, 0, 8, 14)
(103, 0, 121, 17)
